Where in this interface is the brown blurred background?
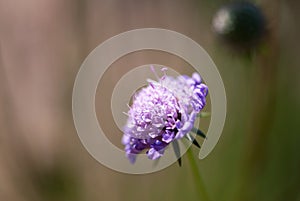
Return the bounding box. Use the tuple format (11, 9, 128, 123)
(1, 0, 300, 201)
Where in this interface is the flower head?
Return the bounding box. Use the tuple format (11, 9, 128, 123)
(122, 68, 208, 163)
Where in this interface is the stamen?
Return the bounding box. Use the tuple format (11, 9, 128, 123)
(150, 82, 155, 89)
(150, 65, 160, 81)
(161, 68, 167, 81)
(161, 67, 168, 76)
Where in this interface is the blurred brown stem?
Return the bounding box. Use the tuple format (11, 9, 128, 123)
(237, 1, 280, 200)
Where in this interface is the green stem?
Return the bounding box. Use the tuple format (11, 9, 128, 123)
(186, 148, 212, 201)
(236, 1, 280, 200)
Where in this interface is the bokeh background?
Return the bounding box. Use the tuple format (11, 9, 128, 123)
(1, 0, 300, 201)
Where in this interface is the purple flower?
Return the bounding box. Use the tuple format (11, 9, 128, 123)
(122, 69, 208, 163)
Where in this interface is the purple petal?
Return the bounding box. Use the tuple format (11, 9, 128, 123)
(121, 134, 131, 145)
(162, 131, 175, 143)
(147, 148, 165, 160)
(192, 72, 201, 83)
(126, 153, 137, 164)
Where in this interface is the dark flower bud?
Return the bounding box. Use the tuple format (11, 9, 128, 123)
(212, 1, 266, 50)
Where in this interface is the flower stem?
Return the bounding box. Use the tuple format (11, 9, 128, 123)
(186, 148, 212, 201)
(236, 1, 280, 200)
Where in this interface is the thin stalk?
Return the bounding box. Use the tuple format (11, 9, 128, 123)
(237, 1, 280, 200)
(186, 148, 212, 201)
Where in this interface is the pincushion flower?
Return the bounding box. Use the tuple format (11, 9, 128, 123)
(122, 68, 208, 163)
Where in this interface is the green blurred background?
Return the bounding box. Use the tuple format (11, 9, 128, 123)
(1, 0, 299, 201)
